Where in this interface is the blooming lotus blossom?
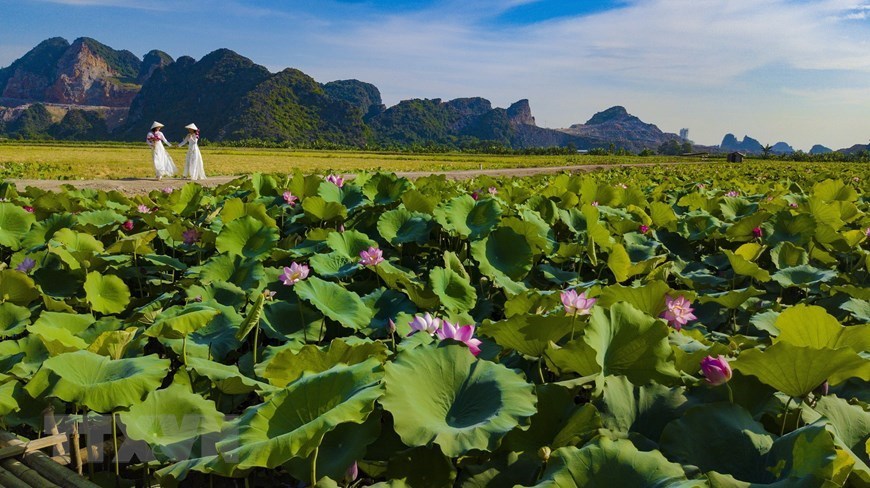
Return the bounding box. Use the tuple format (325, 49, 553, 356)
(137, 204, 151, 214)
(408, 313, 441, 336)
(488, 187, 498, 195)
(282, 191, 298, 206)
(280, 262, 310, 285)
(700, 355, 732, 386)
(725, 191, 739, 197)
(359, 246, 384, 266)
(23, 206, 34, 213)
(182, 228, 201, 245)
(752, 227, 763, 238)
(15, 257, 36, 273)
(436, 321, 483, 356)
(326, 174, 344, 187)
(591, 201, 599, 207)
(639, 224, 650, 234)
(789, 203, 799, 208)
(660, 295, 697, 330)
(697, 184, 706, 189)
(162, 187, 174, 194)
(122, 220, 134, 231)
(561, 289, 596, 316)
(471, 191, 480, 201)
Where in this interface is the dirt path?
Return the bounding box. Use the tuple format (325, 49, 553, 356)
(7, 162, 692, 194)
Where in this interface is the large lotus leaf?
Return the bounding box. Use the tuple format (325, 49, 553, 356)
(381, 343, 536, 457)
(120, 381, 224, 461)
(302, 196, 348, 222)
(734, 342, 870, 397)
(503, 213, 556, 256)
(808, 396, 870, 482)
(145, 304, 221, 340)
(595, 375, 690, 443)
(75, 209, 126, 235)
(167, 302, 242, 362)
(106, 230, 158, 255)
(84, 271, 131, 314)
(770, 241, 809, 270)
(764, 422, 854, 485)
(259, 299, 321, 343)
(362, 288, 417, 335)
(197, 255, 265, 291)
(501, 384, 601, 453)
(526, 438, 690, 487)
(186, 357, 270, 395)
(20, 212, 75, 250)
(50, 227, 104, 255)
(723, 250, 771, 282)
(326, 229, 377, 259)
(0, 335, 48, 379)
(26, 311, 95, 355)
(775, 304, 870, 352)
(215, 215, 278, 259)
(219, 199, 276, 227)
(0, 269, 40, 305)
(764, 212, 816, 247)
(261, 338, 389, 387)
(699, 287, 764, 309)
(186, 282, 246, 309)
(551, 302, 680, 384)
(0, 302, 31, 338)
(376, 261, 440, 309)
(216, 359, 383, 469)
(479, 314, 575, 358)
(87, 327, 138, 360)
(319, 181, 365, 211)
(295, 277, 373, 331)
(660, 403, 774, 482)
(606, 243, 664, 283)
(377, 208, 433, 245)
(812, 179, 858, 202)
(841, 298, 870, 323)
(168, 182, 205, 216)
(434, 195, 501, 239)
(471, 226, 533, 293)
(26, 350, 169, 412)
(0, 203, 36, 250)
(597, 280, 672, 317)
(720, 197, 758, 221)
(771, 265, 837, 288)
(429, 266, 477, 313)
(0, 379, 20, 416)
(679, 212, 722, 241)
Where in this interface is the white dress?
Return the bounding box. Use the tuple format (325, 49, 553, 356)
(178, 133, 206, 180)
(147, 131, 177, 178)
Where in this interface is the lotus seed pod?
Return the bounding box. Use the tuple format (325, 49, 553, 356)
(538, 446, 551, 461)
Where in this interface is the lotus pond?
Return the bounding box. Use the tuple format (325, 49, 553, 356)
(0, 162, 868, 487)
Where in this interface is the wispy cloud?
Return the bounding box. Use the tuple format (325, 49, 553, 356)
(32, 0, 170, 9)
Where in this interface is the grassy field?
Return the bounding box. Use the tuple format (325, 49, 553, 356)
(0, 142, 693, 179)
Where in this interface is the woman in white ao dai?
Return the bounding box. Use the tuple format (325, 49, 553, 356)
(178, 123, 206, 180)
(146, 121, 177, 179)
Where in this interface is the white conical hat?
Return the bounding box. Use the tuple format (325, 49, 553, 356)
(150, 121, 164, 129)
(184, 123, 198, 131)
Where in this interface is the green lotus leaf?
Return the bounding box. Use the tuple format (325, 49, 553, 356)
(723, 249, 771, 282)
(805, 396, 870, 482)
(26, 311, 95, 356)
(720, 197, 758, 221)
(526, 438, 690, 487)
(401, 188, 438, 215)
(362, 288, 416, 335)
(145, 304, 221, 340)
(120, 381, 224, 461)
(699, 287, 764, 309)
(216, 359, 383, 469)
(361, 172, 410, 204)
(75, 209, 126, 235)
(734, 342, 870, 397)
(0, 302, 31, 338)
(606, 243, 664, 283)
(597, 281, 672, 317)
(775, 304, 870, 352)
(84, 271, 131, 315)
(765, 423, 854, 485)
(319, 180, 365, 211)
(87, 327, 138, 360)
(812, 179, 858, 202)
(235, 292, 265, 341)
(660, 402, 774, 482)
(259, 299, 321, 343)
(375, 261, 440, 309)
(215, 215, 278, 259)
(377, 208, 433, 245)
(219, 199, 276, 227)
(197, 255, 265, 291)
(770, 241, 809, 270)
(50, 227, 104, 255)
(0, 202, 36, 250)
(771, 265, 837, 288)
(764, 211, 816, 247)
(302, 196, 348, 222)
(326, 229, 377, 259)
(21, 212, 75, 250)
(261, 338, 389, 387)
(186, 357, 271, 395)
(471, 226, 533, 294)
(501, 384, 601, 453)
(0, 379, 20, 416)
(841, 298, 870, 323)
(434, 194, 501, 239)
(0, 269, 40, 305)
(429, 266, 477, 313)
(479, 314, 575, 358)
(26, 350, 169, 412)
(381, 343, 536, 457)
(168, 182, 205, 216)
(0, 335, 48, 379)
(295, 276, 373, 331)
(186, 282, 246, 309)
(502, 213, 556, 255)
(165, 302, 241, 362)
(595, 375, 690, 443)
(380, 446, 456, 488)
(106, 230, 158, 255)
(679, 212, 722, 241)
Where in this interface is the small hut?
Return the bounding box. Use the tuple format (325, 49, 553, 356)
(727, 152, 745, 163)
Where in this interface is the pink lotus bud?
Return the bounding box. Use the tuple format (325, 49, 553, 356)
(122, 220, 134, 231)
(700, 355, 732, 386)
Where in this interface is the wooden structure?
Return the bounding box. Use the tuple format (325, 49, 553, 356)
(0, 430, 99, 488)
(727, 152, 746, 163)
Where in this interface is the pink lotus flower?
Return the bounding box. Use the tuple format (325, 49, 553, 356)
(789, 203, 799, 208)
(660, 295, 697, 330)
(345, 462, 359, 483)
(436, 321, 482, 356)
(326, 174, 344, 187)
(409, 313, 441, 336)
(182, 228, 201, 245)
(23, 206, 34, 213)
(359, 246, 384, 266)
(488, 187, 498, 195)
(561, 289, 596, 316)
(282, 191, 298, 206)
(137, 204, 151, 214)
(725, 191, 739, 197)
(280, 262, 310, 285)
(700, 355, 732, 386)
(388, 318, 397, 335)
(866, 227, 870, 238)
(697, 184, 705, 189)
(471, 191, 480, 201)
(639, 224, 650, 234)
(15, 257, 36, 273)
(752, 227, 763, 238)
(591, 201, 599, 207)
(162, 187, 174, 194)
(122, 220, 134, 231)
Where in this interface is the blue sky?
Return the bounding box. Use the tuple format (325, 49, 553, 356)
(2, 0, 870, 150)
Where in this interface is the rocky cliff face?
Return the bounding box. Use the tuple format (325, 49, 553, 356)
(720, 134, 764, 154)
(558, 106, 681, 152)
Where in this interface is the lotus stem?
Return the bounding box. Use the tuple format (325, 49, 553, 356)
(112, 412, 119, 478)
(537, 357, 546, 384)
(311, 446, 319, 487)
(298, 303, 308, 343)
(725, 382, 734, 404)
(252, 323, 260, 365)
(569, 314, 577, 341)
(319, 317, 326, 344)
(182, 336, 188, 366)
(780, 397, 793, 436)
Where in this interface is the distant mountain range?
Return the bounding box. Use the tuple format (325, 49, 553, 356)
(0, 37, 865, 154)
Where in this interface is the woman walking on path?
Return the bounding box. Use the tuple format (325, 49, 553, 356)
(146, 121, 177, 180)
(178, 123, 206, 180)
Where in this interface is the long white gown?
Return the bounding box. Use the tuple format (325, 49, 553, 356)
(147, 130, 177, 178)
(178, 133, 206, 180)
